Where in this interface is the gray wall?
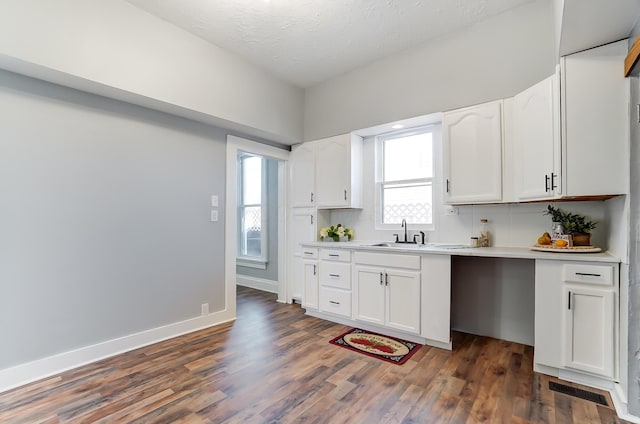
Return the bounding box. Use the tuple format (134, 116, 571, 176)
(0, 70, 226, 368)
(303, 0, 555, 141)
(0, 0, 304, 144)
(236, 158, 279, 281)
(628, 39, 640, 415)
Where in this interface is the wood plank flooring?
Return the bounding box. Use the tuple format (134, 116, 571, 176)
(0, 286, 629, 423)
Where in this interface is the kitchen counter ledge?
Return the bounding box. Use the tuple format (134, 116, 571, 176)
(301, 241, 620, 263)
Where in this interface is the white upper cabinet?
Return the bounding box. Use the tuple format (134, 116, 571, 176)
(443, 100, 503, 204)
(290, 142, 316, 207)
(560, 39, 629, 197)
(513, 71, 561, 201)
(315, 133, 363, 209)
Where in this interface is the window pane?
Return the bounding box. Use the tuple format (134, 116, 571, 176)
(241, 206, 262, 257)
(242, 156, 262, 205)
(382, 182, 432, 225)
(383, 132, 433, 181)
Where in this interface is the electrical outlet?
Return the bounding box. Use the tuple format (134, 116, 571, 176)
(201, 303, 209, 316)
(445, 207, 459, 216)
(211, 210, 218, 222)
(211, 195, 219, 207)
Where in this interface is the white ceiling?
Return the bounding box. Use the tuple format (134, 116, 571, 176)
(127, 0, 535, 88)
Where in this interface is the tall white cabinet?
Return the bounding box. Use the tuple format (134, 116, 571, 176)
(288, 132, 363, 304)
(443, 100, 503, 204)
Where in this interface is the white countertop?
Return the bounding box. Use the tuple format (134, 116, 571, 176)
(300, 241, 620, 263)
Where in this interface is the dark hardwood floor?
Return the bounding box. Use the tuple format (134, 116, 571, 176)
(0, 286, 629, 423)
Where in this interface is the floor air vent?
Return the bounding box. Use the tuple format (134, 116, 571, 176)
(548, 381, 608, 406)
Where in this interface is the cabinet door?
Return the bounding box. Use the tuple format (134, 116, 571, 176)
(386, 269, 421, 334)
(290, 143, 315, 207)
(513, 74, 560, 201)
(315, 135, 351, 208)
(564, 286, 614, 377)
(561, 40, 629, 197)
(302, 260, 318, 309)
(289, 210, 315, 301)
(443, 101, 503, 204)
(291, 210, 316, 253)
(354, 266, 385, 326)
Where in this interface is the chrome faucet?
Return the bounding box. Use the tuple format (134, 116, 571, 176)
(401, 219, 408, 243)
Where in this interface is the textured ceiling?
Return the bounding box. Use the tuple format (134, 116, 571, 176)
(127, 0, 535, 88)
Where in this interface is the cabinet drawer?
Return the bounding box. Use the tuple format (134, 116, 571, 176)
(319, 262, 351, 290)
(300, 247, 318, 259)
(562, 264, 614, 286)
(319, 287, 352, 317)
(320, 249, 351, 262)
(353, 251, 420, 270)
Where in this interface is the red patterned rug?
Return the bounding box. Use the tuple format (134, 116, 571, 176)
(329, 328, 422, 365)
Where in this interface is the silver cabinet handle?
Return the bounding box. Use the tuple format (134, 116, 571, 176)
(303, 251, 314, 255)
(385, 273, 389, 286)
(329, 300, 340, 305)
(575, 272, 601, 277)
(568, 291, 571, 310)
(310, 214, 314, 225)
(328, 254, 339, 257)
(344, 189, 347, 200)
(329, 273, 340, 278)
(313, 264, 316, 275)
(310, 192, 314, 203)
(379, 272, 383, 285)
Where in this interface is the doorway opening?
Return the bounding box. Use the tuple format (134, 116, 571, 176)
(225, 135, 289, 320)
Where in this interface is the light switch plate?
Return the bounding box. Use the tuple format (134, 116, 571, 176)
(211, 195, 219, 207)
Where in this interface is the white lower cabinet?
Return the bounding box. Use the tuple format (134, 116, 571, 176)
(302, 259, 318, 310)
(318, 249, 352, 318)
(535, 260, 617, 379)
(353, 252, 421, 335)
(564, 286, 614, 377)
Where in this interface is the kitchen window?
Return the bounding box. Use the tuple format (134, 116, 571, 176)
(237, 154, 267, 268)
(375, 126, 435, 229)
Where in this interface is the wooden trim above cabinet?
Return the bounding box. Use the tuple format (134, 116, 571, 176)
(624, 33, 640, 76)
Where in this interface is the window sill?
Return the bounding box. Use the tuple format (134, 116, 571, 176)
(237, 257, 268, 270)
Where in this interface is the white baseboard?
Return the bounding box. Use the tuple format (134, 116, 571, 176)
(236, 275, 279, 294)
(0, 308, 236, 394)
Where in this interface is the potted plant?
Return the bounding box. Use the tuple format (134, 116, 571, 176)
(544, 205, 597, 246)
(319, 224, 353, 242)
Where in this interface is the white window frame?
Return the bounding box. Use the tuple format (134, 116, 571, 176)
(375, 125, 437, 231)
(237, 154, 268, 269)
